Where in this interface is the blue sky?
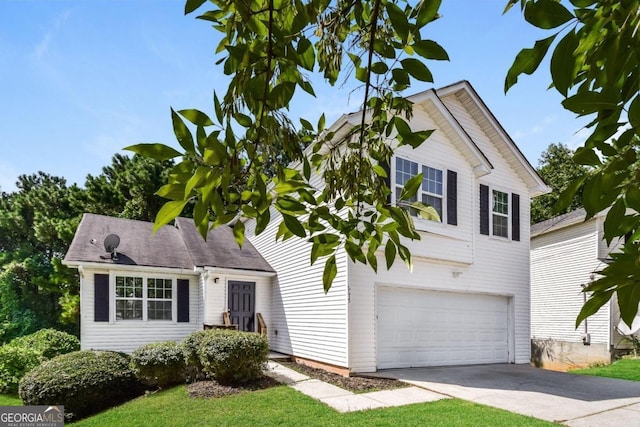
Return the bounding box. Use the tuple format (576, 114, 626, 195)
(0, 0, 589, 193)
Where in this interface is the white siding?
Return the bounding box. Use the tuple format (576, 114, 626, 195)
(246, 211, 350, 367)
(79, 267, 202, 353)
(531, 220, 610, 344)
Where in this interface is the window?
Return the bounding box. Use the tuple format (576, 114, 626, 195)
(492, 190, 509, 238)
(395, 158, 444, 221)
(115, 276, 173, 321)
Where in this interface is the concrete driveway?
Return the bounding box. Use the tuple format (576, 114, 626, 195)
(372, 364, 640, 426)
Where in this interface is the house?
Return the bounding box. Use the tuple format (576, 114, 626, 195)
(64, 81, 548, 373)
(245, 80, 549, 373)
(63, 214, 276, 353)
(531, 208, 634, 370)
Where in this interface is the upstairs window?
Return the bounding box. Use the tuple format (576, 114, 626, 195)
(492, 190, 509, 238)
(395, 157, 455, 223)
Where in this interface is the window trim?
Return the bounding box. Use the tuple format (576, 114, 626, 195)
(489, 186, 511, 239)
(393, 156, 446, 223)
(112, 274, 177, 322)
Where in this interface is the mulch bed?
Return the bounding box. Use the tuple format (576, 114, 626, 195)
(186, 376, 280, 399)
(279, 361, 407, 393)
(186, 361, 406, 398)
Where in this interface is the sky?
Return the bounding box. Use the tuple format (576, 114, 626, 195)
(0, 0, 590, 193)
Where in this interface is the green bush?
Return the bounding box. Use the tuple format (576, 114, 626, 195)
(11, 328, 79, 359)
(130, 341, 186, 388)
(19, 351, 143, 421)
(0, 345, 41, 394)
(198, 330, 269, 385)
(0, 328, 79, 394)
(182, 330, 209, 381)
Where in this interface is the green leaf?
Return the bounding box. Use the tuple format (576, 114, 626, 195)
(505, 35, 556, 93)
(384, 240, 396, 270)
(573, 146, 601, 166)
(322, 255, 337, 294)
(576, 289, 614, 328)
(401, 58, 433, 82)
(282, 214, 306, 238)
(270, 82, 296, 110)
(232, 220, 245, 248)
(412, 40, 449, 61)
(124, 143, 182, 161)
(172, 108, 195, 153)
(184, 0, 206, 15)
(626, 186, 640, 213)
(603, 198, 626, 244)
(550, 30, 578, 97)
(185, 166, 210, 197)
(297, 37, 315, 71)
(408, 201, 441, 221)
(373, 165, 387, 178)
(628, 95, 640, 128)
(178, 109, 214, 126)
(399, 173, 423, 202)
(562, 91, 619, 116)
(235, 113, 253, 127)
(156, 183, 187, 201)
(386, 2, 409, 41)
(416, 0, 441, 27)
(154, 200, 189, 233)
(617, 282, 640, 327)
(524, 0, 574, 29)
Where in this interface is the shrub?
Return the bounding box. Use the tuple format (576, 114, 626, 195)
(0, 345, 41, 394)
(0, 328, 79, 394)
(182, 330, 209, 381)
(19, 350, 143, 421)
(130, 341, 186, 388)
(11, 329, 79, 359)
(198, 330, 269, 385)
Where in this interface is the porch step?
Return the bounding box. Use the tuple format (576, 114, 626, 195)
(268, 351, 291, 361)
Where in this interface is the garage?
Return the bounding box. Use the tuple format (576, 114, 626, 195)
(377, 286, 510, 369)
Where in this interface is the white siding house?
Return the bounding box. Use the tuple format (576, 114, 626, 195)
(531, 208, 631, 370)
(246, 81, 549, 373)
(64, 214, 276, 352)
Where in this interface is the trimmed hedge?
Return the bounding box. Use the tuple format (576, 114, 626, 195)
(10, 329, 79, 360)
(182, 330, 209, 381)
(0, 329, 79, 394)
(130, 341, 186, 388)
(19, 351, 143, 421)
(198, 330, 269, 385)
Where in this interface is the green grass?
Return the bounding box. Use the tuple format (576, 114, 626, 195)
(570, 358, 640, 381)
(69, 385, 556, 426)
(0, 394, 21, 406)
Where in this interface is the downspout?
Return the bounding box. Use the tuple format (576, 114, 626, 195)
(581, 273, 594, 345)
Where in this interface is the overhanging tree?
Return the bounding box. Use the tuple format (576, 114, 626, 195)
(504, 0, 640, 327)
(127, 0, 446, 292)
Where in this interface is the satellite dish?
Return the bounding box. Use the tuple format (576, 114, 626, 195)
(617, 316, 640, 335)
(103, 234, 120, 260)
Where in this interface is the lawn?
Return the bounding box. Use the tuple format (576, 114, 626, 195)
(66, 385, 556, 427)
(570, 358, 640, 381)
(0, 394, 20, 406)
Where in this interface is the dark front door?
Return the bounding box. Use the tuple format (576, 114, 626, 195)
(228, 281, 255, 332)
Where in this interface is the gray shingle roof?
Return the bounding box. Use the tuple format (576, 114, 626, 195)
(530, 208, 588, 238)
(64, 214, 274, 273)
(175, 217, 274, 273)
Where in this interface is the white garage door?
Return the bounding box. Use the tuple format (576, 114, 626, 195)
(377, 287, 510, 369)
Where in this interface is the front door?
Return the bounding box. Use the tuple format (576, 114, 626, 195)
(228, 281, 255, 332)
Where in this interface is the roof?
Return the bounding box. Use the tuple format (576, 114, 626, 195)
(64, 213, 274, 273)
(530, 208, 589, 238)
(175, 217, 275, 273)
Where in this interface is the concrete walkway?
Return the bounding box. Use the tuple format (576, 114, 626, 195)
(371, 364, 640, 426)
(265, 361, 447, 413)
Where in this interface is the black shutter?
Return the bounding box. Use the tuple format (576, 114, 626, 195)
(94, 274, 109, 322)
(512, 193, 520, 241)
(480, 184, 489, 235)
(446, 170, 457, 226)
(177, 279, 190, 323)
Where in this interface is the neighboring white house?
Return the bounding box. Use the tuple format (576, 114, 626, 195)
(246, 80, 549, 373)
(63, 214, 276, 353)
(530, 208, 634, 370)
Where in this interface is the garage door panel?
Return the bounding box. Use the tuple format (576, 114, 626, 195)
(377, 287, 509, 369)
